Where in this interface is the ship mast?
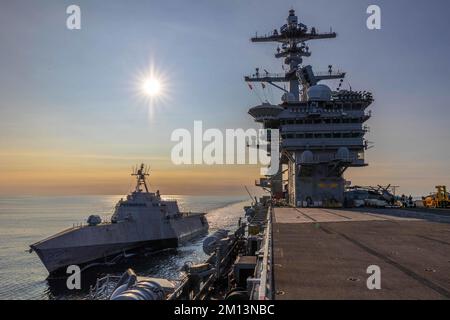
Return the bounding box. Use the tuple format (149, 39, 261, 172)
(132, 164, 150, 193)
(245, 9, 346, 102)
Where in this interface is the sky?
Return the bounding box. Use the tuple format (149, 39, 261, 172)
(0, 0, 449, 196)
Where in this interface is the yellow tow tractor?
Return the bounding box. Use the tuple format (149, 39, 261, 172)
(423, 186, 450, 208)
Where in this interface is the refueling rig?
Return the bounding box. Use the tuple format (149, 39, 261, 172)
(90, 8, 366, 300)
(90, 197, 273, 300)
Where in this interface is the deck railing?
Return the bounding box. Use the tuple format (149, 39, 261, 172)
(249, 206, 273, 300)
(258, 207, 273, 300)
(89, 275, 122, 300)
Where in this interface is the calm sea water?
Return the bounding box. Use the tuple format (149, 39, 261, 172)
(0, 195, 249, 300)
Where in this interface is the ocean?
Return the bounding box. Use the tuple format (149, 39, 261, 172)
(0, 195, 250, 300)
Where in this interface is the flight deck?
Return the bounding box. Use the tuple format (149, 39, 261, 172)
(272, 208, 450, 299)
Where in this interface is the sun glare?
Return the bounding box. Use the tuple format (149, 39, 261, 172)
(133, 62, 171, 121)
(142, 78, 162, 97)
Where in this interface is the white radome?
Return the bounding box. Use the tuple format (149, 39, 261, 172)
(307, 84, 332, 101)
(300, 150, 314, 163)
(336, 147, 350, 160)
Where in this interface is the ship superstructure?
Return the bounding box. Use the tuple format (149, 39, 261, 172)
(246, 9, 373, 207)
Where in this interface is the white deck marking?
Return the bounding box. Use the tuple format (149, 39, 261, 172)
(274, 208, 422, 224)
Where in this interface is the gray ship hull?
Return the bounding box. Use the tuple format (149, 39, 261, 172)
(31, 214, 208, 274)
(32, 238, 178, 274)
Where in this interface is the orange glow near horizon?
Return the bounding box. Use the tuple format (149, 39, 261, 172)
(0, 149, 447, 197)
(0, 159, 446, 197)
(0, 151, 263, 196)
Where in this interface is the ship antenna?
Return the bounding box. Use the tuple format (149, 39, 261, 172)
(244, 185, 257, 205)
(131, 163, 150, 193)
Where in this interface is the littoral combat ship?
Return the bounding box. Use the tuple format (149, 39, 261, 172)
(30, 164, 208, 275)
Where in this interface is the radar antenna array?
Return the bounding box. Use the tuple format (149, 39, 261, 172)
(131, 163, 150, 193)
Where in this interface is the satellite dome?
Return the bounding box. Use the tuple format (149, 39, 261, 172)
(307, 84, 332, 101)
(336, 147, 350, 160)
(282, 92, 296, 103)
(87, 215, 102, 226)
(300, 150, 314, 163)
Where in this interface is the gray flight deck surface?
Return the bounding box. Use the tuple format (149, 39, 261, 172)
(272, 207, 450, 299)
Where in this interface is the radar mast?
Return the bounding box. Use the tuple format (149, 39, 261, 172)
(132, 164, 150, 193)
(245, 9, 346, 102)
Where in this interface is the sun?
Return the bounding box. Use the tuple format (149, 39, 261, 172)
(142, 77, 162, 97)
(133, 61, 171, 121)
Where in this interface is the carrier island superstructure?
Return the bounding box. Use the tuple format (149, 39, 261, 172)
(242, 10, 450, 300)
(246, 9, 372, 207)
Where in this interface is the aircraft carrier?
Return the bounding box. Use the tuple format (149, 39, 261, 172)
(244, 9, 450, 300)
(90, 9, 450, 300)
